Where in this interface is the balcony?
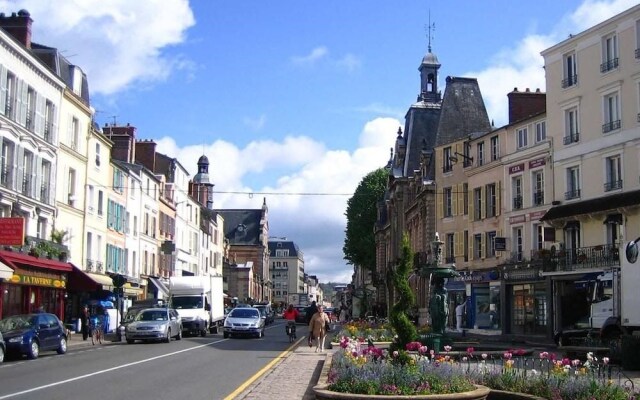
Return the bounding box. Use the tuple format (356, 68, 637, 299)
(0, 164, 13, 188)
(540, 244, 620, 272)
(561, 74, 578, 88)
(564, 189, 581, 200)
(512, 196, 523, 210)
(600, 58, 618, 73)
(86, 259, 94, 272)
(96, 261, 104, 272)
(43, 125, 51, 142)
(604, 180, 623, 192)
(21, 177, 31, 196)
(602, 120, 621, 133)
(4, 95, 12, 118)
(533, 191, 544, 206)
(563, 132, 580, 145)
(40, 184, 49, 204)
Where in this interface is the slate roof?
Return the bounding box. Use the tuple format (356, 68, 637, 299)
(31, 42, 90, 105)
(268, 240, 300, 257)
(540, 189, 640, 221)
(402, 104, 441, 178)
(435, 76, 492, 147)
(216, 209, 264, 246)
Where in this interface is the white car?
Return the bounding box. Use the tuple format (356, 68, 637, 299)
(125, 308, 182, 344)
(223, 307, 265, 338)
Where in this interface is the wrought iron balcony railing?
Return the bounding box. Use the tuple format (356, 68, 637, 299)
(565, 189, 581, 200)
(21, 177, 31, 196)
(563, 132, 580, 145)
(0, 164, 13, 188)
(539, 244, 620, 272)
(600, 58, 618, 73)
(512, 196, 523, 210)
(602, 120, 621, 133)
(40, 183, 49, 204)
(561, 74, 578, 88)
(604, 180, 623, 192)
(533, 191, 544, 206)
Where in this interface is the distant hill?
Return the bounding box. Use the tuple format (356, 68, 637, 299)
(320, 282, 348, 302)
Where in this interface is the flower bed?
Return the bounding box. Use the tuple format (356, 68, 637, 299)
(331, 320, 396, 343)
(321, 337, 638, 399)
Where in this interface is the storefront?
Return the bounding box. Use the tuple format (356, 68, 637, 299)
(0, 250, 71, 321)
(502, 266, 551, 337)
(446, 270, 501, 331)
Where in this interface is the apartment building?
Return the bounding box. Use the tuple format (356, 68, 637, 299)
(268, 239, 304, 306)
(540, 4, 640, 337)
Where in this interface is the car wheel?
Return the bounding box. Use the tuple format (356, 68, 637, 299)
(164, 329, 171, 343)
(56, 337, 67, 354)
(223, 332, 229, 339)
(175, 328, 182, 341)
(0, 346, 4, 363)
(200, 329, 207, 337)
(126, 339, 135, 344)
(28, 340, 40, 359)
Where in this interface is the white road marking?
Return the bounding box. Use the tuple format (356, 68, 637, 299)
(0, 339, 228, 399)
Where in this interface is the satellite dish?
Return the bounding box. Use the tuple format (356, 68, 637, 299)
(626, 240, 639, 264)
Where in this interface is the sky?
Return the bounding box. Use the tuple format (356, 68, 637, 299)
(1, 0, 637, 284)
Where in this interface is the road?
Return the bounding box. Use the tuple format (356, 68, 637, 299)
(0, 320, 307, 400)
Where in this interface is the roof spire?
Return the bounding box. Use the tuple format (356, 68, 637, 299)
(426, 10, 435, 53)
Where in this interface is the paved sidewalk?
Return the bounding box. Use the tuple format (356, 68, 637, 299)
(234, 342, 328, 400)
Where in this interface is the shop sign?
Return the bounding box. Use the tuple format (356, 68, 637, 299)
(529, 210, 547, 221)
(509, 214, 526, 224)
(451, 270, 500, 283)
(0, 217, 25, 246)
(509, 163, 525, 174)
(503, 268, 543, 282)
(529, 157, 546, 169)
(8, 268, 66, 288)
(494, 237, 506, 251)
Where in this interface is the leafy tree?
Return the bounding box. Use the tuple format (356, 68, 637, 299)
(389, 233, 418, 352)
(343, 168, 387, 271)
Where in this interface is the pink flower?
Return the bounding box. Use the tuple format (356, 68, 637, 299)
(393, 351, 399, 358)
(572, 359, 581, 367)
(562, 358, 571, 366)
(467, 347, 475, 354)
(482, 353, 488, 360)
(419, 346, 428, 355)
(444, 345, 452, 352)
(503, 352, 512, 360)
(603, 357, 610, 365)
(540, 351, 549, 360)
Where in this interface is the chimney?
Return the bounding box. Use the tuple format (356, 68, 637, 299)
(507, 87, 546, 124)
(0, 10, 33, 49)
(135, 140, 158, 172)
(103, 125, 137, 163)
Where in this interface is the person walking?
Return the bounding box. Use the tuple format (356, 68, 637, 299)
(305, 301, 318, 324)
(80, 305, 90, 341)
(455, 299, 467, 332)
(308, 304, 331, 353)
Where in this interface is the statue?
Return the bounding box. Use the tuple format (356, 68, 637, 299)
(429, 277, 448, 335)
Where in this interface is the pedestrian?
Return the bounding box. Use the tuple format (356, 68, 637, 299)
(308, 304, 331, 353)
(305, 301, 318, 324)
(455, 299, 466, 332)
(80, 305, 90, 341)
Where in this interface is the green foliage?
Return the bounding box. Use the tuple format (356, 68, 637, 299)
(389, 233, 418, 352)
(343, 168, 387, 271)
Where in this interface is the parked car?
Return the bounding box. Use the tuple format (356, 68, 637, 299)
(253, 304, 274, 325)
(125, 308, 182, 344)
(0, 331, 5, 363)
(117, 307, 146, 341)
(223, 307, 265, 338)
(325, 307, 337, 322)
(294, 306, 307, 324)
(0, 313, 67, 359)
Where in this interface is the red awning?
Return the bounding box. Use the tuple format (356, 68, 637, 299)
(0, 250, 73, 272)
(66, 264, 103, 292)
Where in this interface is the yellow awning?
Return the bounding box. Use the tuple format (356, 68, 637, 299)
(86, 273, 114, 289)
(0, 260, 13, 280)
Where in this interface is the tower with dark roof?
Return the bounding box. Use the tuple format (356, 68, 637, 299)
(189, 155, 215, 209)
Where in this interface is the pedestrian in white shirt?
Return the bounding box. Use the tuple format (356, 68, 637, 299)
(455, 300, 466, 332)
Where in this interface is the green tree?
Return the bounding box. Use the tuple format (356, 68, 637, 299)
(389, 233, 418, 351)
(343, 168, 387, 271)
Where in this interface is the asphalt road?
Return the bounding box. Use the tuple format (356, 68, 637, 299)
(0, 320, 308, 400)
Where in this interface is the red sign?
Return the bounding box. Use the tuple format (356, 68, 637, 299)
(529, 157, 546, 169)
(0, 218, 25, 246)
(509, 163, 525, 174)
(509, 214, 526, 224)
(529, 210, 547, 221)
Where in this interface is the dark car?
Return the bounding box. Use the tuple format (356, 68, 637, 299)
(253, 304, 274, 325)
(294, 306, 307, 324)
(0, 313, 67, 359)
(0, 331, 5, 363)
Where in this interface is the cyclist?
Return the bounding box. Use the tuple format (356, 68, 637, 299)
(282, 304, 299, 340)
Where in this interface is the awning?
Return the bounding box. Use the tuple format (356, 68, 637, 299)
(86, 272, 115, 288)
(123, 282, 143, 296)
(0, 250, 72, 272)
(541, 189, 640, 221)
(603, 213, 623, 225)
(148, 277, 169, 297)
(67, 264, 113, 292)
(0, 260, 13, 280)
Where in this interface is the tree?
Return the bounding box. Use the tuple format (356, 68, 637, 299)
(343, 168, 387, 271)
(389, 233, 418, 351)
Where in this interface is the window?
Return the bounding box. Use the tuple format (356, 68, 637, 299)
(97, 190, 104, 216)
(69, 117, 79, 151)
(535, 121, 546, 143)
(532, 171, 544, 206)
(95, 143, 101, 167)
(463, 183, 468, 215)
(490, 136, 499, 161)
(474, 234, 483, 259)
(87, 185, 94, 212)
(476, 142, 485, 166)
(512, 176, 522, 210)
(474, 188, 482, 220)
(21, 150, 33, 196)
(513, 227, 523, 261)
(443, 187, 453, 217)
(26, 87, 35, 131)
(533, 224, 544, 252)
(485, 183, 496, 218)
(275, 249, 290, 257)
(601, 33, 618, 73)
(604, 155, 622, 191)
(67, 168, 76, 206)
(487, 231, 496, 258)
(517, 128, 528, 149)
(562, 51, 577, 88)
(603, 92, 621, 133)
(463, 144, 473, 167)
(446, 233, 455, 263)
(564, 107, 579, 144)
(565, 166, 581, 200)
(3, 71, 17, 119)
(44, 100, 55, 142)
(113, 169, 124, 193)
(443, 147, 453, 172)
(463, 231, 469, 262)
(133, 216, 138, 236)
(40, 160, 51, 203)
(0, 139, 14, 189)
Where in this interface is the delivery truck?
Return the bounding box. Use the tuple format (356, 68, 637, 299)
(169, 275, 225, 336)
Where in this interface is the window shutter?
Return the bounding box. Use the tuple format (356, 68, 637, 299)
(496, 230, 502, 259)
(468, 187, 474, 221)
(436, 187, 443, 220)
(0, 65, 7, 115)
(51, 104, 58, 143)
(496, 181, 502, 216)
(19, 81, 27, 126)
(480, 186, 486, 219)
(34, 156, 42, 202)
(454, 232, 460, 257)
(34, 94, 44, 135)
(457, 183, 464, 215)
(451, 186, 457, 216)
(15, 146, 24, 193)
(481, 233, 486, 259)
(468, 232, 474, 261)
(15, 80, 24, 125)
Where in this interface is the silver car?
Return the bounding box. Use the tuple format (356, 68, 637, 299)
(223, 307, 265, 338)
(125, 308, 182, 344)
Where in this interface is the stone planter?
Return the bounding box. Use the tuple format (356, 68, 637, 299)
(313, 353, 491, 400)
(487, 390, 544, 400)
(330, 341, 393, 349)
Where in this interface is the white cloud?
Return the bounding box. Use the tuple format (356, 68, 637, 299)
(291, 46, 329, 66)
(243, 114, 267, 131)
(336, 53, 361, 72)
(0, 0, 195, 95)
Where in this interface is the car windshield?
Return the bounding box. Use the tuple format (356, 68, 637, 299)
(229, 309, 259, 318)
(137, 310, 168, 321)
(171, 296, 203, 309)
(0, 315, 35, 331)
(123, 310, 140, 322)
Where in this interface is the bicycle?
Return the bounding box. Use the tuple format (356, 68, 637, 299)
(285, 320, 297, 343)
(90, 316, 103, 345)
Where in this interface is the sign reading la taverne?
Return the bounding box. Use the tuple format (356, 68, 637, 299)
(0, 218, 25, 246)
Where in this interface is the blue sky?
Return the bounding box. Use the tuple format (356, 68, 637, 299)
(1, 0, 637, 283)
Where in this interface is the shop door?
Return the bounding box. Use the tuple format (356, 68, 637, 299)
(511, 284, 535, 334)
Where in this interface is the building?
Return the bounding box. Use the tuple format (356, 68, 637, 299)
(268, 238, 304, 306)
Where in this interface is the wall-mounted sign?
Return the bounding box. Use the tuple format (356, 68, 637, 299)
(509, 163, 525, 174)
(9, 273, 66, 288)
(529, 210, 547, 221)
(0, 218, 25, 246)
(529, 157, 546, 169)
(509, 214, 526, 224)
(503, 268, 543, 282)
(494, 237, 506, 251)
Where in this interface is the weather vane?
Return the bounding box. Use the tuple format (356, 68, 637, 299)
(425, 10, 435, 53)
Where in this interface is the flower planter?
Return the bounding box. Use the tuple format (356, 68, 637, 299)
(486, 390, 544, 400)
(313, 353, 491, 400)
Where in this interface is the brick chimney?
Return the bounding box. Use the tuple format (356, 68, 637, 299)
(507, 87, 546, 124)
(0, 10, 33, 49)
(103, 124, 137, 163)
(135, 140, 158, 172)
